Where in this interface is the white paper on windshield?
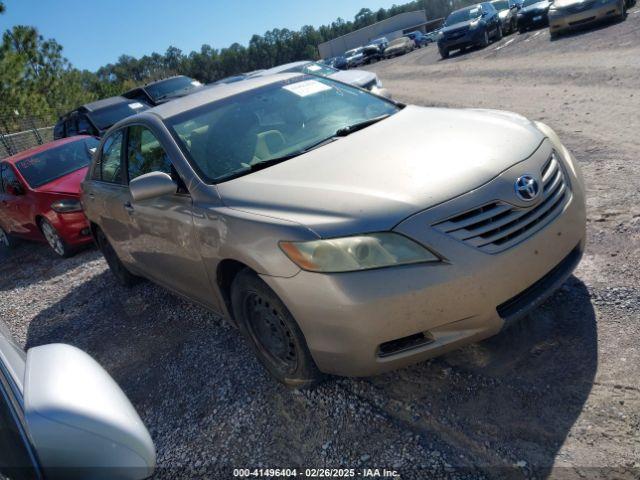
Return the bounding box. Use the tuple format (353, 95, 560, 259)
(191, 80, 202, 86)
(283, 80, 331, 97)
(306, 64, 322, 72)
(128, 102, 145, 110)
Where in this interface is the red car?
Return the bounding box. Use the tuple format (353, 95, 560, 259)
(0, 136, 99, 257)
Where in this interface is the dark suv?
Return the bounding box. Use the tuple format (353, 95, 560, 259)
(53, 96, 149, 139)
(438, 2, 503, 59)
(122, 75, 204, 106)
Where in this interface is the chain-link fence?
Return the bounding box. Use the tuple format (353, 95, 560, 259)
(0, 110, 59, 159)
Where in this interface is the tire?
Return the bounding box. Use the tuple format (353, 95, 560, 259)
(439, 47, 449, 59)
(519, 26, 526, 34)
(495, 25, 503, 41)
(39, 218, 74, 258)
(231, 269, 322, 388)
(0, 225, 18, 249)
(619, 0, 627, 19)
(480, 30, 490, 47)
(95, 227, 140, 287)
(511, 18, 518, 33)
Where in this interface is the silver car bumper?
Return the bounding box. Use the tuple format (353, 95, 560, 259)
(549, 0, 622, 33)
(262, 141, 587, 376)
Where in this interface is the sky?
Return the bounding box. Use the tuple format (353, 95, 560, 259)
(0, 0, 402, 71)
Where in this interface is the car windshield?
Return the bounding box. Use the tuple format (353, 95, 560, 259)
(522, 0, 543, 6)
(285, 62, 338, 77)
(345, 48, 362, 57)
(491, 0, 510, 9)
(445, 6, 482, 25)
(15, 137, 99, 188)
(145, 76, 202, 101)
(167, 76, 399, 183)
(372, 38, 386, 44)
(88, 102, 148, 131)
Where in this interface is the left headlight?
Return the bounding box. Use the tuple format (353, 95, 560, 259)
(51, 199, 83, 213)
(280, 233, 439, 273)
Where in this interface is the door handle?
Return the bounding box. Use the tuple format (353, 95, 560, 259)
(123, 201, 135, 215)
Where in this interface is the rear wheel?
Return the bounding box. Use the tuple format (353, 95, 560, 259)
(0, 225, 18, 249)
(39, 218, 73, 258)
(95, 228, 140, 287)
(519, 26, 526, 33)
(231, 269, 322, 388)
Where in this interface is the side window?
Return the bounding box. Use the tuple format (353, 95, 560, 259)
(100, 130, 125, 184)
(0, 164, 21, 195)
(0, 163, 7, 193)
(127, 126, 172, 180)
(77, 114, 95, 136)
(66, 113, 79, 137)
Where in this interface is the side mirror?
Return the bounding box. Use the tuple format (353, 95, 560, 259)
(6, 182, 24, 196)
(24, 344, 155, 480)
(129, 171, 177, 202)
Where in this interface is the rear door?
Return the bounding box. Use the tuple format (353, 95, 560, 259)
(123, 124, 212, 303)
(82, 129, 137, 264)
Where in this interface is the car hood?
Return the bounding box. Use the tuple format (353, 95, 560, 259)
(217, 106, 544, 238)
(442, 20, 474, 32)
(386, 42, 409, 50)
(552, 0, 587, 6)
(329, 69, 376, 87)
(521, 1, 550, 11)
(35, 166, 88, 195)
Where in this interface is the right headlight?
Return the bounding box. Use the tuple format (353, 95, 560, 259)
(280, 233, 439, 273)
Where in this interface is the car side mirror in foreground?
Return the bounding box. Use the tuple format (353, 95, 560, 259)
(129, 171, 177, 202)
(24, 344, 156, 480)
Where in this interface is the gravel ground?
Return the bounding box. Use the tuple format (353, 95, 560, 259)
(1, 12, 640, 479)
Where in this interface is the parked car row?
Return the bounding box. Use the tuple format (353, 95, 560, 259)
(321, 28, 438, 68)
(437, 0, 630, 58)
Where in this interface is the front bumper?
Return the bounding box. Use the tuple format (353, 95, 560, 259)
(517, 11, 549, 28)
(438, 28, 485, 51)
(262, 140, 586, 377)
(45, 210, 92, 246)
(549, 0, 621, 33)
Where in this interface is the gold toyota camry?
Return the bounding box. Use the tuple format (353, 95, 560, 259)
(81, 74, 586, 386)
(548, 0, 628, 37)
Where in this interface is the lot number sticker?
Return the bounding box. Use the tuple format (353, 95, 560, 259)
(283, 80, 332, 97)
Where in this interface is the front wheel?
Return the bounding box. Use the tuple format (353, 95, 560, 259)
(619, 0, 627, 19)
(40, 218, 73, 257)
(480, 30, 490, 47)
(231, 269, 322, 387)
(439, 47, 449, 59)
(495, 25, 503, 40)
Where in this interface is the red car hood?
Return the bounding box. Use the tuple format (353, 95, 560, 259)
(35, 167, 88, 196)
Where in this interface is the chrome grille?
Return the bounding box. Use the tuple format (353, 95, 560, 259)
(433, 152, 571, 254)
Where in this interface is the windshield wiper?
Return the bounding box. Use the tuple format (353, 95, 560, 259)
(247, 136, 342, 173)
(335, 114, 391, 137)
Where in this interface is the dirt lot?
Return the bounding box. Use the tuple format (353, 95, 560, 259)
(1, 12, 639, 479)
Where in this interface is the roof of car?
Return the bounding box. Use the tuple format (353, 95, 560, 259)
(2, 136, 93, 165)
(251, 61, 311, 76)
(149, 73, 304, 120)
(82, 96, 139, 112)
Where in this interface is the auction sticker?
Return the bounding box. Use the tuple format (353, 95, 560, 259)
(283, 79, 331, 97)
(128, 102, 145, 110)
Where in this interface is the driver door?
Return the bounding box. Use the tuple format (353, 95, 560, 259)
(123, 125, 213, 304)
